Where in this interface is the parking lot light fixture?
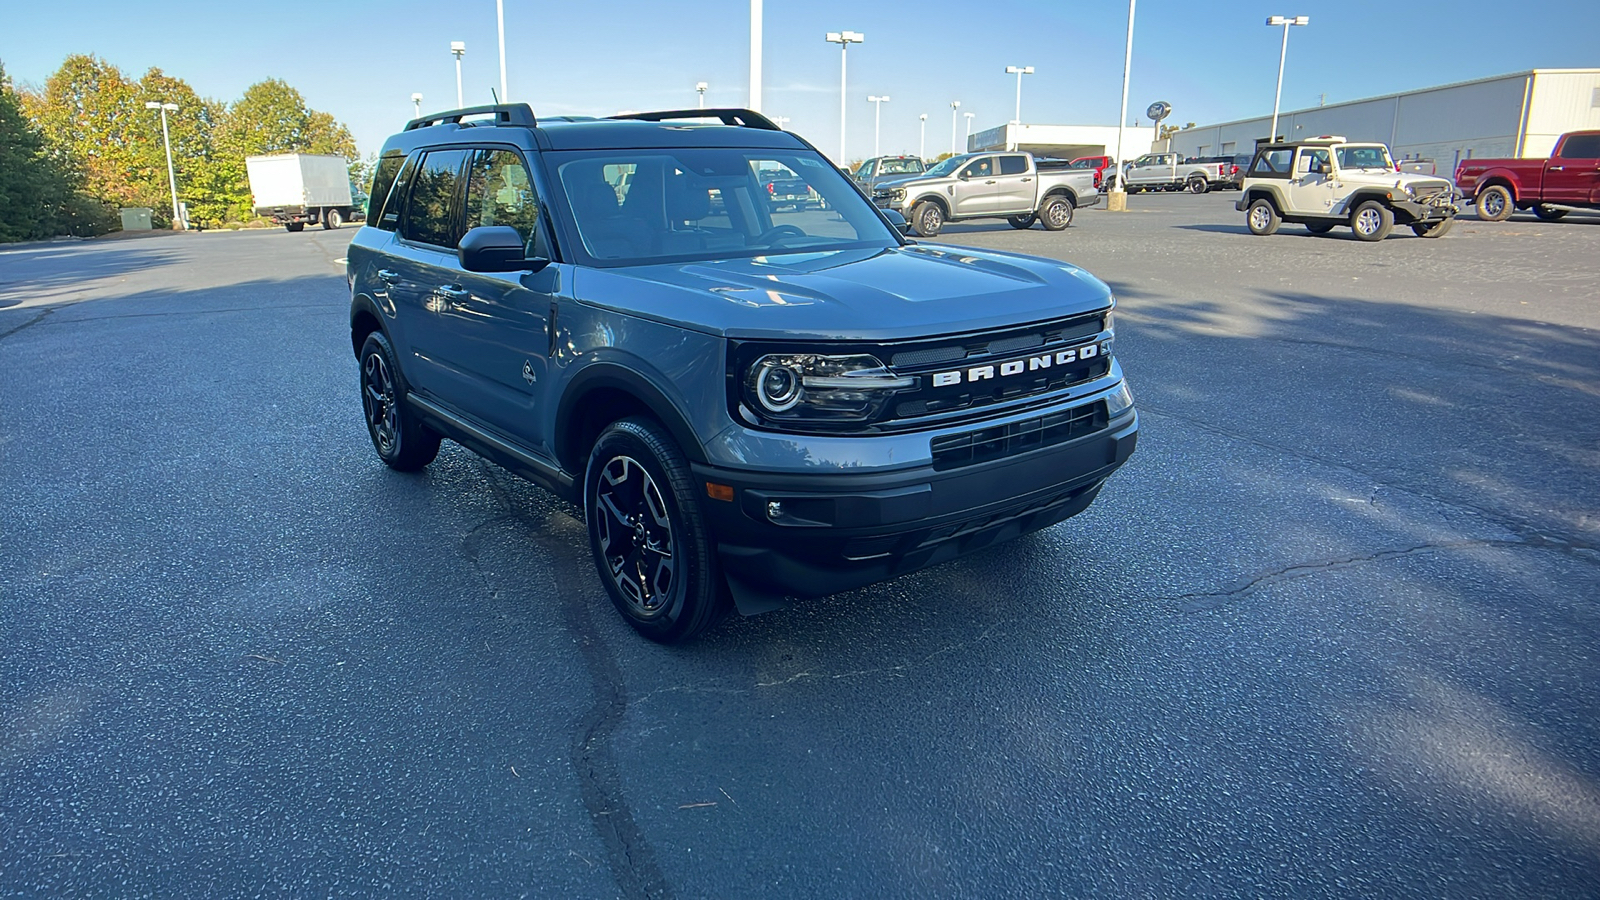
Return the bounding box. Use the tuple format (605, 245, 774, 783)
(949, 100, 960, 157)
(1109, 0, 1135, 211)
(451, 42, 466, 107)
(1266, 15, 1310, 142)
(919, 113, 927, 160)
(867, 95, 890, 158)
(144, 101, 183, 230)
(1005, 65, 1034, 148)
(825, 31, 864, 163)
(411, 92, 423, 117)
(697, 81, 709, 109)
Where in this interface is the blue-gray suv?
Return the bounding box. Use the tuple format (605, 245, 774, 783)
(348, 104, 1138, 643)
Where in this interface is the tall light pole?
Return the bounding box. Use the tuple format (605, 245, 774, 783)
(867, 95, 890, 158)
(919, 113, 927, 160)
(949, 100, 960, 156)
(697, 82, 709, 108)
(1005, 65, 1034, 150)
(963, 112, 975, 152)
(1109, 0, 1135, 211)
(749, 0, 763, 112)
(144, 101, 182, 230)
(1266, 15, 1310, 142)
(451, 42, 466, 107)
(825, 31, 864, 163)
(411, 93, 423, 117)
(496, 0, 507, 101)
(772, 115, 790, 130)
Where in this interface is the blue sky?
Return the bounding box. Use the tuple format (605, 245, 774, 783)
(4, 0, 1597, 162)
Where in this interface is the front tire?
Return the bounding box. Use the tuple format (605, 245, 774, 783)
(1039, 195, 1074, 231)
(1411, 218, 1454, 238)
(359, 332, 441, 471)
(1007, 214, 1037, 230)
(1476, 184, 1513, 221)
(1246, 198, 1280, 235)
(1187, 176, 1209, 194)
(1350, 200, 1394, 241)
(585, 418, 729, 644)
(913, 201, 944, 237)
(1533, 204, 1568, 221)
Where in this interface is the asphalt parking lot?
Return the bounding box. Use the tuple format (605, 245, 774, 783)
(2, 195, 1598, 898)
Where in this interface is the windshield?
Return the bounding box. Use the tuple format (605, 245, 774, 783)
(877, 158, 924, 175)
(923, 154, 974, 178)
(549, 148, 898, 266)
(1335, 145, 1393, 170)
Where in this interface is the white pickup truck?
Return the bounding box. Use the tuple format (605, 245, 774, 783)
(1122, 152, 1231, 194)
(868, 151, 1102, 236)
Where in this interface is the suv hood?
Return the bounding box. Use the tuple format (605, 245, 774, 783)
(574, 246, 1112, 341)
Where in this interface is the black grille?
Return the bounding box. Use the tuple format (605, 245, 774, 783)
(889, 316, 1101, 368)
(930, 402, 1107, 471)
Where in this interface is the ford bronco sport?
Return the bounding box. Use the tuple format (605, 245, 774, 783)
(1236, 136, 1458, 241)
(349, 104, 1138, 643)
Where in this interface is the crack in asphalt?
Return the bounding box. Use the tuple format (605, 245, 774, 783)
(0, 307, 56, 344)
(1167, 536, 1600, 612)
(470, 462, 673, 900)
(1136, 404, 1599, 546)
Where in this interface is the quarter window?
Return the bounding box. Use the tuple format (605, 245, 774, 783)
(1249, 149, 1293, 177)
(368, 152, 405, 230)
(400, 149, 468, 248)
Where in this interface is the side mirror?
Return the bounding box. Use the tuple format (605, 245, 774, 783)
(883, 208, 911, 236)
(957, 172, 970, 181)
(458, 225, 547, 273)
(1307, 160, 1327, 175)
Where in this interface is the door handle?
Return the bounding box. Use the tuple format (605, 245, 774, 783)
(436, 285, 471, 302)
(1549, 165, 1565, 171)
(985, 179, 997, 184)
(377, 269, 400, 282)
(1021, 177, 1033, 182)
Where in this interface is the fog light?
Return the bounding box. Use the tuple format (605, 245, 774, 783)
(1106, 382, 1134, 416)
(766, 500, 783, 520)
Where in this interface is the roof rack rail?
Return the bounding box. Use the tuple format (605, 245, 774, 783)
(608, 108, 782, 131)
(405, 103, 537, 131)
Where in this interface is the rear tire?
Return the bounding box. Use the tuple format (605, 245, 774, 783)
(585, 418, 730, 644)
(1411, 218, 1454, 238)
(325, 208, 344, 229)
(1007, 214, 1037, 230)
(1039, 195, 1074, 231)
(1533, 204, 1568, 221)
(285, 222, 305, 233)
(1350, 200, 1394, 241)
(1246, 198, 1280, 235)
(359, 332, 441, 471)
(913, 201, 944, 237)
(1476, 184, 1513, 221)
(1187, 175, 1209, 194)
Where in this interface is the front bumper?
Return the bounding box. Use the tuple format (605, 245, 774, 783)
(693, 406, 1138, 606)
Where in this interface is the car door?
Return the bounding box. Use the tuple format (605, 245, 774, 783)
(388, 147, 472, 398)
(951, 156, 1000, 215)
(1544, 133, 1600, 206)
(433, 147, 561, 448)
(991, 154, 1036, 213)
(1285, 147, 1338, 215)
(1127, 154, 1165, 187)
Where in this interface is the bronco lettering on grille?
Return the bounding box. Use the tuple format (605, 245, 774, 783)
(929, 342, 1102, 387)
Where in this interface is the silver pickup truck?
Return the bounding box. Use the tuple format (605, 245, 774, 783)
(1123, 152, 1230, 194)
(870, 151, 1102, 236)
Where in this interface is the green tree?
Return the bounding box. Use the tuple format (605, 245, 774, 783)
(0, 60, 115, 241)
(218, 79, 355, 159)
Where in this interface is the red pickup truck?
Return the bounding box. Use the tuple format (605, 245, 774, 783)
(1455, 131, 1600, 221)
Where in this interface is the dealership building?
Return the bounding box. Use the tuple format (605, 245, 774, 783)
(968, 123, 1157, 160)
(1168, 69, 1600, 172)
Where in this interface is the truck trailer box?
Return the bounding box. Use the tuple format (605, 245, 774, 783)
(245, 154, 354, 232)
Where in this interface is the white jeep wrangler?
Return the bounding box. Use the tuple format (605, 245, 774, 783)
(1235, 137, 1459, 241)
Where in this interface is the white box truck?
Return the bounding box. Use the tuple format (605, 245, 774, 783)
(245, 154, 355, 232)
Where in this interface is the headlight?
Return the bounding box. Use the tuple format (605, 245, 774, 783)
(1105, 382, 1134, 417)
(890, 188, 906, 201)
(742, 353, 914, 426)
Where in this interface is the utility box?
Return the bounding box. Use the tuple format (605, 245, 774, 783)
(120, 208, 153, 231)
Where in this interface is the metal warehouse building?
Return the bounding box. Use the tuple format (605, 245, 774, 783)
(1170, 69, 1600, 174)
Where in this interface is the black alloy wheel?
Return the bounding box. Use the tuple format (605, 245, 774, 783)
(585, 418, 729, 643)
(1187, 175, 1209, 194)
(1007, 214, 1037, 229)
(358, 332, 440, 471)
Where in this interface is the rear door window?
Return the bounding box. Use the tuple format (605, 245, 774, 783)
(1249, 149, 1292, 178)
(400, 149, 469, 248)
(998, 155, 1028, 176)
